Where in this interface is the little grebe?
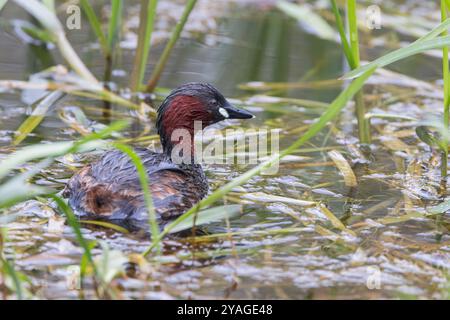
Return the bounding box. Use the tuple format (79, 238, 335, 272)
(63, 83, 254, 226)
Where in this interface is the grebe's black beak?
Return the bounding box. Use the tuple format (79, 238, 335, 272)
(220, 101, 254, 120)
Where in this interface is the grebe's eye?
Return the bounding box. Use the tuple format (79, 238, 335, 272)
(209, 99, 218, 107)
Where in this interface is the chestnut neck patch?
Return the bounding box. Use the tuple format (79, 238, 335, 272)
(157, 95, 214, 157)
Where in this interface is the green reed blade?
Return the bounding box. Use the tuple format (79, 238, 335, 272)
(146, 0, 197, 92)
(343, 17, 450, 80)
(0, 0, 7, 12)
(0, 120, 128, 181)
(343, 35, 450, 79)
(50, 195, 114, 299)
(107, 0, 123, 52)
(330, 0, 355, 68)
(112, 143, 160, 255)
(130, 0, 158, 92)
(13, 91, 65, 145)
(347, 0, 360, 67)
(0, 159, 52, 208)
(51, 195, 96, 267)
(0, 255, 23, 299)
(346, 0, 370, 143)
(167, 205, 242, 234)
(418, 18, 450, 42)
(80, 0, 110, 58)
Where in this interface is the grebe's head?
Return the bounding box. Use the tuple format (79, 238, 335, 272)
(156, 82, 254, 154)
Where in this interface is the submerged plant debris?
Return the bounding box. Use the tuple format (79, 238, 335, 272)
(0, 0, 449, 300)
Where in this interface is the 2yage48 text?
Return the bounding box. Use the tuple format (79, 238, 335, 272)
(221, 304, 272, 315)
(177, 304, 272, 318)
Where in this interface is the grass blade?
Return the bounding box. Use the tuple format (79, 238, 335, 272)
(330, 0, 355, 68)
(347, 0, 360, 67)
(111, 143, 160, 254)
(13, 0, 61, 32)
(0, 159, 52, 208)
(145, 0, 197, 92)
(0, 120, 128, 180)
(107, 0, 123, 52)
(0, 79, 149, 113)
(417, 18, 450, 42)
(0, 229, 23, 300)
(346, 0, 370, 143)
(0, 256, 24, 299)
(427, 198, 450, 215)
(0, 0, 7, 12)
(52, 196, 94, 265)
(52, 197, 119, 299)
(50, 195, 98, 287)
(168, 205, 243, 234)
(0, 141, 101, 181)
(143, 66, 377, 256)
(80, 0, 109, 58)
(130, 0, 158, 92)
(13, 91, 65, 145)
(343, 35, 450, 79)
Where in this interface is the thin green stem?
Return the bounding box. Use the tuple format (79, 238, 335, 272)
(347, 0, 360, 67)
(112, 143, 160, 255)
(145, 0, 197, 92)
(346, 0, 371, 144)
(80, 0, 110, 58)
(51, 196, 96, 268)
(107, 0, 123, 52)
(0, 0, 8, 12)
(330, 0, 355, 69)
(0, 229, 23, 300)
(0, 256, 23, 299)
(130, 0, 158, 92)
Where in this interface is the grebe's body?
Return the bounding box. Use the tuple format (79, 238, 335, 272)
(64, 148, 208, 224)
(63, 83, 253, 225)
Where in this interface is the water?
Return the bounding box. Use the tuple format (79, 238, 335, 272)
(0, 0, 449, 299)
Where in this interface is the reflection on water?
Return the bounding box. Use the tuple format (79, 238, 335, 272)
(0, 1, 449, 299)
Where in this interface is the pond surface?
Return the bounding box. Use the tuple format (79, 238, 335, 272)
(0, 0, 449, 299)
